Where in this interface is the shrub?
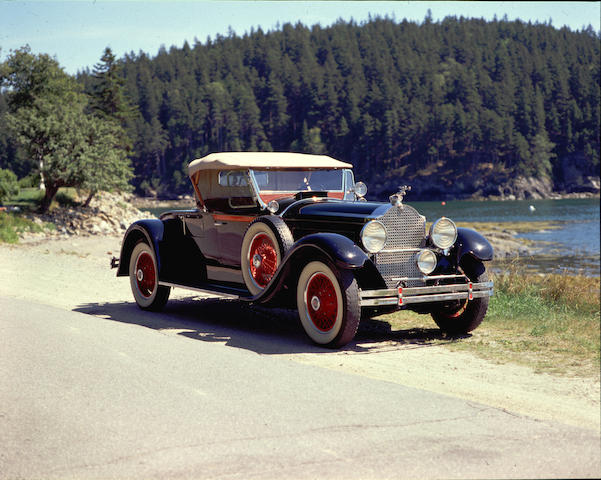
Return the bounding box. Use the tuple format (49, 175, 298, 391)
(0, 169, 19, 204)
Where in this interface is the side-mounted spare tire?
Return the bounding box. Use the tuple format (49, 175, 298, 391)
(241, 216, 294, 295)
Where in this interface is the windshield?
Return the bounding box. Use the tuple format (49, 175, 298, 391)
(251, 169, 344, 193)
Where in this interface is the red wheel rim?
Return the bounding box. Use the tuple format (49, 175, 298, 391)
(135, 252, 156, 297)
(306, 273, 338, 332)
(248, 233, 278, 287)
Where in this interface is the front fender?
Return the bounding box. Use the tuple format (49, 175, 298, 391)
(287, 233, 369, 269)
(116, 219, 165, 276)
(250, 233, 370, 304)
(454, 227, 494, 264)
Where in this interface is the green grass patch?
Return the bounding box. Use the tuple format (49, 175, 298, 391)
(378, 271, 600, 377)
(0, 211, 54, 243)
(6, 187, 81, 211)
(457, 220, 562, 234)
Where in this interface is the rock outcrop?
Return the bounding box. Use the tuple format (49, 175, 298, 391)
(370, 171, 598, 202)
(21, 192, 154, 240)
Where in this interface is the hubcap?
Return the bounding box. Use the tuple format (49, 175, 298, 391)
(310, 296, 321, 311)
(248, 234, 277, 287)
(306, 273, 338, 332)
(135, 252, 156, 298)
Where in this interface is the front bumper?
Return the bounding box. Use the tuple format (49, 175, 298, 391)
(360, 278, 494, 307)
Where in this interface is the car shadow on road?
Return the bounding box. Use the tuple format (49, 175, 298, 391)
(73, 295, 463, 355)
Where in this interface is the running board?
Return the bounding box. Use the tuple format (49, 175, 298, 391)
(158, 281, 251, 300)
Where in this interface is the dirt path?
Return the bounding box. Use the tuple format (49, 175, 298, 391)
(1, 235, 599, 431)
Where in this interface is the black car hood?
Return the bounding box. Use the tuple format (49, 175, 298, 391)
(282, 199, 391, 221)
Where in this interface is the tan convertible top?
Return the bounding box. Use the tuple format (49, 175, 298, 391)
(188, 152, 352, 176)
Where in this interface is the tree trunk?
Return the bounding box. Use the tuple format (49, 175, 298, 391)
(83, 190, 96, 207)
(39, 184, 59, 213)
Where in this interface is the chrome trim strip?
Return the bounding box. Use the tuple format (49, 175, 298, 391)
(361, 297, 399, 307)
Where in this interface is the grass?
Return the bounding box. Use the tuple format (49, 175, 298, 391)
(379, 269, 600, 377)
(6, 187, 81, 211)
(0, 211, 54, 243)
(456, 220, 562, 234)
(0, 187, 80, 243)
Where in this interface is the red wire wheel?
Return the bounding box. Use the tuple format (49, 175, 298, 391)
(305, 273, 338, 332)
(135, 251, 156, 297)
(241, 217, 293, 296)
(296, 260, 360, 347)
(248, 233, 278, 288)
(128, 241, 170, 311)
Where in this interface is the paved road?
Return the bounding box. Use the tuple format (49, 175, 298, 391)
(1, 295, 599, 479)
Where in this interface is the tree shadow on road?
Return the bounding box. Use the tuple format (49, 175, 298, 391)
(74, 296, 464, 355)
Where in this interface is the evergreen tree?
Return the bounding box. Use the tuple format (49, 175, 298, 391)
(62, 17, 599, 197)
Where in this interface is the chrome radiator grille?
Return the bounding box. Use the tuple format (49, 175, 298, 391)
(375, 205, 426, 288)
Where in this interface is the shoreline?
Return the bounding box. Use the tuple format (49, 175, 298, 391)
(3, 191, 598, 276)
(130, 191, 600, 208)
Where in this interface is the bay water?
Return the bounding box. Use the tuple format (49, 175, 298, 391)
(409, 198, 600, 277)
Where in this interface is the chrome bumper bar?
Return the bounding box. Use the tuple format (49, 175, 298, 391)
(360, 281, 494, 307)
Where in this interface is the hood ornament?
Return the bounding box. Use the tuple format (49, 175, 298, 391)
(390, 185, 411, 208)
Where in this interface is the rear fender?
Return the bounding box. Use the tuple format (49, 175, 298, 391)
(117, 219, 164, 276)
(454, 227, 494, 264)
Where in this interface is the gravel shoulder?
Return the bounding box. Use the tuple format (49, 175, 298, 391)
(1, 234, 599, 432)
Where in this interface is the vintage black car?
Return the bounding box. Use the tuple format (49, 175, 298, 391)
(113, 152, 494, 347)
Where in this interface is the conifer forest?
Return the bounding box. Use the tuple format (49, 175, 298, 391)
(2, 16, 600, 199)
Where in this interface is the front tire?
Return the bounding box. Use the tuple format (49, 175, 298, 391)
(431, 260, 489, 334)
(296, 261, 360, 348)
(129, 241, 170, 311)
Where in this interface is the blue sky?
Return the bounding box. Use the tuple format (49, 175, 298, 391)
(1, 1, 600, 74)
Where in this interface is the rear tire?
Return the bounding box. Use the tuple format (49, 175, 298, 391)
(431, 260, 489, 334)
(129, 241, 170, 311)
(296, 261, 360, 348)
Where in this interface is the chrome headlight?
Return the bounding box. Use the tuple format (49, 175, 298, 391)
(416, 249, 437, 275)
(430, 217, 457, 249)
(361, 220, 387, 253)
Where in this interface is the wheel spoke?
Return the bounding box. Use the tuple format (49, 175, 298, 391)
(306, 273, 338, 332)
(135, 252, 155, 297)
(249, 234, 277, 287)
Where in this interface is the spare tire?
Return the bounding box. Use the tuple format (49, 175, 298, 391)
(241, 216, 294, 295)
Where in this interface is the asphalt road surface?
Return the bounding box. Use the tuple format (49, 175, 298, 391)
(1, 295, 599, 479)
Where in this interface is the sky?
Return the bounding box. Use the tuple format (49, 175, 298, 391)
(1, 1, 600, 74)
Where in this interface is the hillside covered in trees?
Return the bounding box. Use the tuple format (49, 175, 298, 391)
(2, 15, 600, 200)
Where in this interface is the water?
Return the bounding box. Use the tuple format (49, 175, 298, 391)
(407, 198, 600, 276)
(147, 198, 601, 277)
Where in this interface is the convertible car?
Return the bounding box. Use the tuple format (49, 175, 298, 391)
(113, 152, 494, 347)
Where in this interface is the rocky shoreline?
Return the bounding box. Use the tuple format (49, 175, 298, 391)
(370, 161, 600, 201)
(18, 191, 154, 240)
